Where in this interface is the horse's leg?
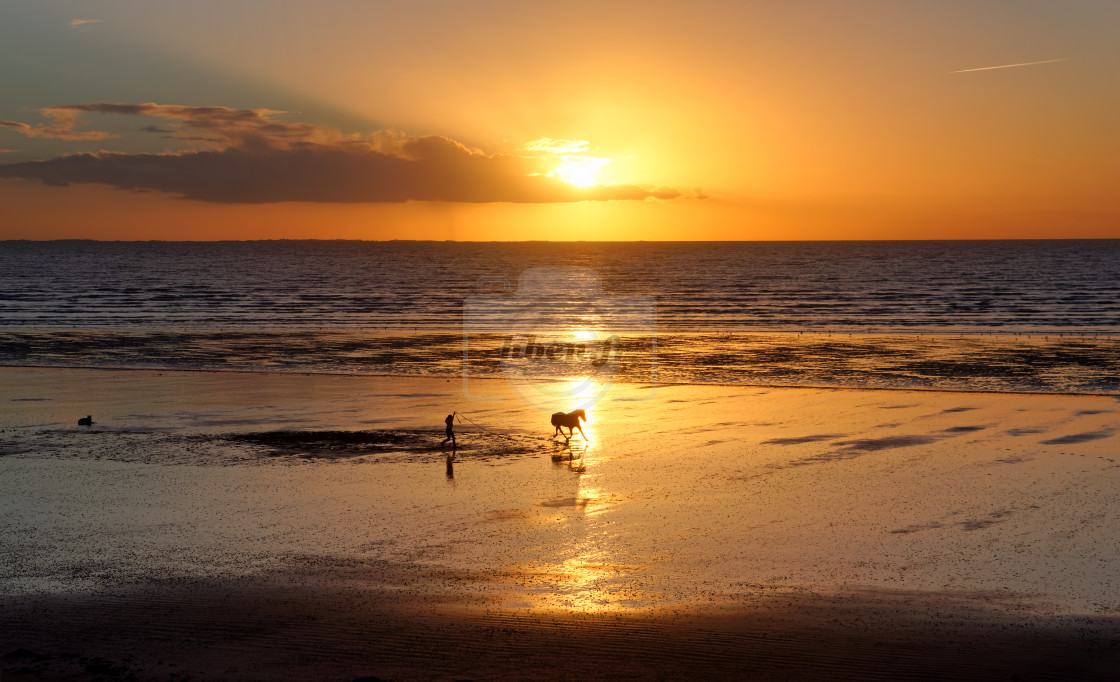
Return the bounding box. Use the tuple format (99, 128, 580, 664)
(577, 424, 586, 439)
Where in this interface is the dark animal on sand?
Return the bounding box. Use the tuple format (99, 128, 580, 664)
(78, 415, 93, 426)
(551, 409, 587, 440)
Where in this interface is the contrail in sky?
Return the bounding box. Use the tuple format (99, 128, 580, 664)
(950, 58, 1069, 74)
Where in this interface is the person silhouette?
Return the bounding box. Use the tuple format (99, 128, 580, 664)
(441, 413, 456, 447)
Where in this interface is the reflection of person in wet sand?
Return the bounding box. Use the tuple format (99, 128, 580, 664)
(441, 413, 456, 447)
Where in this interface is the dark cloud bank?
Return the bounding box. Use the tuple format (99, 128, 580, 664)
(0, 103, 684, 204)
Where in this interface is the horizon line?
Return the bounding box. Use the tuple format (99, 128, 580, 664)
(3, 237, 1119, 244)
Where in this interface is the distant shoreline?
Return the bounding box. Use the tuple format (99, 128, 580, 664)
(3, 364, 1119, 398)
(5, 237, 1120, 244)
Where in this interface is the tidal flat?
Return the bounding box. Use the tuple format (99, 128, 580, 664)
(2, 367, 1119, 680)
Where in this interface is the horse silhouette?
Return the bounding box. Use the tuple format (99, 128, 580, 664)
(551, 409, 587, 440)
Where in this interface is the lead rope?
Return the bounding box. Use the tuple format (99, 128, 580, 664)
(453, 411, 538, 442)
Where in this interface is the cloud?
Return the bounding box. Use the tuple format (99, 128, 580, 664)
(69, 19, 103, 28)
(31, 103, 322, 149)
(522, 138, 590, 154)
(0, 149, 17, 154)
(0, 108, 118, 141)
(0, 103, 686, 204)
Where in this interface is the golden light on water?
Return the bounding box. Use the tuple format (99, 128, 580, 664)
(500, 321, 630, 612)
(507, 325, 610, 412)
(529, 447, 654, 613)
(561, 378, 602, 412)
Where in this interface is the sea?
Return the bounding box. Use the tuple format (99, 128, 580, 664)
(2, 240, 1119, 393)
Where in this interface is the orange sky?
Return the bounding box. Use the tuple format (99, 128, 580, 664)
(1, 1, 1118, 240)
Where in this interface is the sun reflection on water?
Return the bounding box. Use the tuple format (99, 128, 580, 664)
(504, 324, 621, 414)
(562, 378, 601, 410)
(518, 418, 661, 613)
(497, 347, 658, 613)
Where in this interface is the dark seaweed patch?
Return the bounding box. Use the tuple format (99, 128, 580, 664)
(942, 425, 989, 434)
(890, 522, 944, 534)
(1006, 428, 1045, 436)
(782, 435, 940, 468)
(763, 434, 846, 445)
(831, 435, 940, 452)
(1040, 430, 1114, 445)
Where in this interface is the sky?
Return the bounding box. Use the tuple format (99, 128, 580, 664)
(1, 0, 1117, 240)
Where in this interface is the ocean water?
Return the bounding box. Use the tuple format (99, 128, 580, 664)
(3, 239, 1120, 331)
(1, 240, 1119, 393)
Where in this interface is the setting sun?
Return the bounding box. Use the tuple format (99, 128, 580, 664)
(550, 156, 612, 187)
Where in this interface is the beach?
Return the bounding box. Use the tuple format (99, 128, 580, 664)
(2, 366, 1119, 680)
(4, 0, 1120, 674)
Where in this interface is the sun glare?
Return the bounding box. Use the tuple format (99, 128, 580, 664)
(551, 156, 612, 187)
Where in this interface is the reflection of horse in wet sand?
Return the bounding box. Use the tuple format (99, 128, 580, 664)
(551, 438, 587, 472)
(551, 409, 587, 440)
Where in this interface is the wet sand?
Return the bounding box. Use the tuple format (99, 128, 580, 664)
(2, 367, 1120, 680)
(3, 329, 1120, 394)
